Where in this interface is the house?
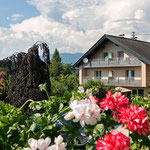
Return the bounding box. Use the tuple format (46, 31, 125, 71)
(74, 34, 150, 98)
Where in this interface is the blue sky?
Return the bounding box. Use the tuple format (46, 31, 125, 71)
(1, 0, 150, 59)
(0, 0, 39, 28)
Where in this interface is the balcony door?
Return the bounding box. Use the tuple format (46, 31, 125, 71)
(118, 51, 124, 59)
(104, 52, 108, 61)
(126, 70, 134, 80)
(104, 52, 113, 61)
(95, 71, 101, 79)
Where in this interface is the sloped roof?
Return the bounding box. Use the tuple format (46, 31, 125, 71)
(74, 34, 150, 67)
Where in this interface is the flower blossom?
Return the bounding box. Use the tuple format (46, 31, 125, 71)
(118, 105, 149, 136)
(47, 135, 66, 150)
(0, 72, 6, 95)
(23, 137, 51, 150)
(23, 138, 38, 150)
(78, 86, 84, 93)
(88, 95, 99, 104)
(100, 91, 129, 118)
(38, 138, 51, 150)
(96, 131, 131, 150)
(65, 96, 101, 127)
(23, 136, 66, 150)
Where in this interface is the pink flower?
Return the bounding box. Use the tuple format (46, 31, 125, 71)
(118, 105, 149, 136)
(99, 91, 129, 119)
(96, 131, 131, 150)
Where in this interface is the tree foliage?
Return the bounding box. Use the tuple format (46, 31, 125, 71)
(50, 48, 63, 78)
(6, 43, 51, 108)
(49, 48, 79, 97)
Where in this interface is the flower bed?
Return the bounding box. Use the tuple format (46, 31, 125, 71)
(0, 85, 149, 150)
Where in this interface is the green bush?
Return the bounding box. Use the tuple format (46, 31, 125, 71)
(82, 80, 115, 100)
(51, 73, 78, 97)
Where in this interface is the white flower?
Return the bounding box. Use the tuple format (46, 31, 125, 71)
(87, 103, 101, 125)
(78, 86, 84, 93)
(23, 137, 51, 150)
(72, 100, 90, 127)
(23, 138, 38, 150)
(37, 137, 51, 150)
(47, 135, 66, 150)
(68, 98, 101, 127)
(85, 89, 90, 94)
(64, 112, 74, 120)
(23, 136, 66, 150)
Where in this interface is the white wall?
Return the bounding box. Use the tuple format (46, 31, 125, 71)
(92, 41, 136, 60)
(84, 67, 141, 80)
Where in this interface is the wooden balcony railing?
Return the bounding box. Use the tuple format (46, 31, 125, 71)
(82, 76, 141, 86)
(82, 57, 141, 68)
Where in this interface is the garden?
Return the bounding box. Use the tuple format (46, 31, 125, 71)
(0, 43, 150, 150)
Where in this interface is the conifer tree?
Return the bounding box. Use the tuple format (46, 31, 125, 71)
(50, 48, 63, 78)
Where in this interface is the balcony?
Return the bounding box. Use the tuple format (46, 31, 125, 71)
(82, 76, 142, 87)
(82, 57, 141, 68)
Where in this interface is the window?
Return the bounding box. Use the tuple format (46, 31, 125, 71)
(126, 70, 134, 78)
(104, 52, 108, 61)
(132, 89, 137, 95)
(108, 71, 113, 78)
(104, 52, 113, 60)
(95, 71, 101, 78)
(118, 51, 124, 59)
(138, 89, 144, 97)
(132, 89, 144, 97)
(108, 52, 113, 59)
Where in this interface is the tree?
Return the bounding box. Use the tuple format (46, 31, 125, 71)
(6, 43, 51, 108)
(63, 63, 73, 76)
(51, 48, 61, 63)
(50, 48, 63, 78)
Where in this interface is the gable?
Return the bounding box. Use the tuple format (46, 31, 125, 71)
(91, 41, 136, 60)
(74, 34, 150, 67)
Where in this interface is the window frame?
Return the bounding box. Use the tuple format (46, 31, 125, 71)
(118, 51, 124, 59)
(95, 71, 101, 78)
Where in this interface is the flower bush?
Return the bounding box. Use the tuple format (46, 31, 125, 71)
(118, 105, 149, 136)
(23, 135, 66, 150)
(64, 95, 101, 127)
(96, 131, 131, 150)
(0, 85, 150, 150)
(0, 72, 7, 95)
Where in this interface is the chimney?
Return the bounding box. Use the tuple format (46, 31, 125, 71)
(131, 32, 138, 40)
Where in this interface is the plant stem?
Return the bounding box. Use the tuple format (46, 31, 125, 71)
(18, 99, 33, 111)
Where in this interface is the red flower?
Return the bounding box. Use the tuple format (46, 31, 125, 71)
(118, 105, 149, 135)
(88, 96, 99, 104)
(0, 72, 6, 76)
(0, 72, 7, 95)
(100, 91, 129, 118)
(96, 131, 131, 150)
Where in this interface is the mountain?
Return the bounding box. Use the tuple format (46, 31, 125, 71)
(50, 53, 84, 64)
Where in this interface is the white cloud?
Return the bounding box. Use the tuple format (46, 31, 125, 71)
(134, 9, 146, 19)
(1, 0, 150, 59)
(9, 13, 24, 21)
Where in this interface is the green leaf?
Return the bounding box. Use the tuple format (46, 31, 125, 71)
(28, 122, 36, 132)
(86, 138, 97, 150)
(93, 124, 105, 137)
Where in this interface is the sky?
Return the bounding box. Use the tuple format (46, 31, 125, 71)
(1, 0, 150, 59)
